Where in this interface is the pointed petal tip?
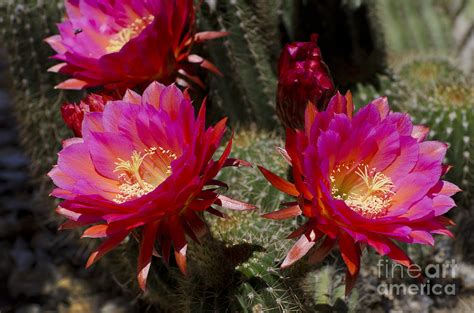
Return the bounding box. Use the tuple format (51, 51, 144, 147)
(175, 246, 187, 275)
(261, 205, 302, 220)
(85, 252, 98, 269)
(137, 264, 151, 291)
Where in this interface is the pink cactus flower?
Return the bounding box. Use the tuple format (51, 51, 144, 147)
(46, 0, 226, 91)
(49, 82, 254, 290)
(259, 92, 460, 294)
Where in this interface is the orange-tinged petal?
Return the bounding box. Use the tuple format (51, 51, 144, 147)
(82, 224, 108, 238)
(86, 231, 128, 268)
(55, 78, 88, 90)
(258, 166, 299, 197)
(262, 205, 302, 220)
(194, 31, 229, 42)
(199, 59, 223, 76)
(344, 90, 354, 118)
(175, 244, 188, 275)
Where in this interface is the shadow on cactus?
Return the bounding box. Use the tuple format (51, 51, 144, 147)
(197, 1, 280, 129)
(0, 0, 82, 193)
(209, 128, 304, 311)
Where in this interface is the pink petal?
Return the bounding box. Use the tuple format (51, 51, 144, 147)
(215, 195, 256, 211)
(369, 96, 389, 119)
(432, 195, 457, 216)
(412, 125, 429, 142)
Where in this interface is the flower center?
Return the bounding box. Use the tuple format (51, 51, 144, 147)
(106, 15, 154, 53)
(113, 147, 177, 203)
(330, 163, 394, 218)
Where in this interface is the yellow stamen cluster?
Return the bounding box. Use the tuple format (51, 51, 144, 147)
(106, 15, 154, 53)
(113, 147, 176, 204)
(330, 163, 394, 218)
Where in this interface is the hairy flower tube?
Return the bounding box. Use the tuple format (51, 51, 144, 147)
(46, 0, 226, 91)
(259, 92, 460, 294)
(276, 34, 335, 129)
(49, 82, 254, 290)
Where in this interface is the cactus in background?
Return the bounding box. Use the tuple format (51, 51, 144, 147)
(352, 73, 406, 111)
(198, 0, 280, 129)
(435, 0, 474, 73)
(210, 128, 303, 311)
(378, 0, 453, 57)
(397, 58, 464, 90)
(103, 238, 183, 312)
(381, 0, 474, 73)
(284, 0, 387, 88)
(208, 128, 354, 311)
(302, 265, 359, 312)
(0, 0, 80, 191)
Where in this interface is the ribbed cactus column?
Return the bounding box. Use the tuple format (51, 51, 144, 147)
(211, 128, 303, 311)
(303, 265, 360, 312)
(0, 0, 80, 190)
(378, 0, 453, 55)
(198, 1, 280, 129)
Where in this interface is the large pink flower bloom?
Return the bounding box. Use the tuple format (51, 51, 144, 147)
(46, 0, 225, 91)
(259, 92, 460, 294)
(49, 82, 254, 289)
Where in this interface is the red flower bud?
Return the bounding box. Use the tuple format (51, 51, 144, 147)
(61, 93, 113, 137)
(277, 34, 335, 129)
